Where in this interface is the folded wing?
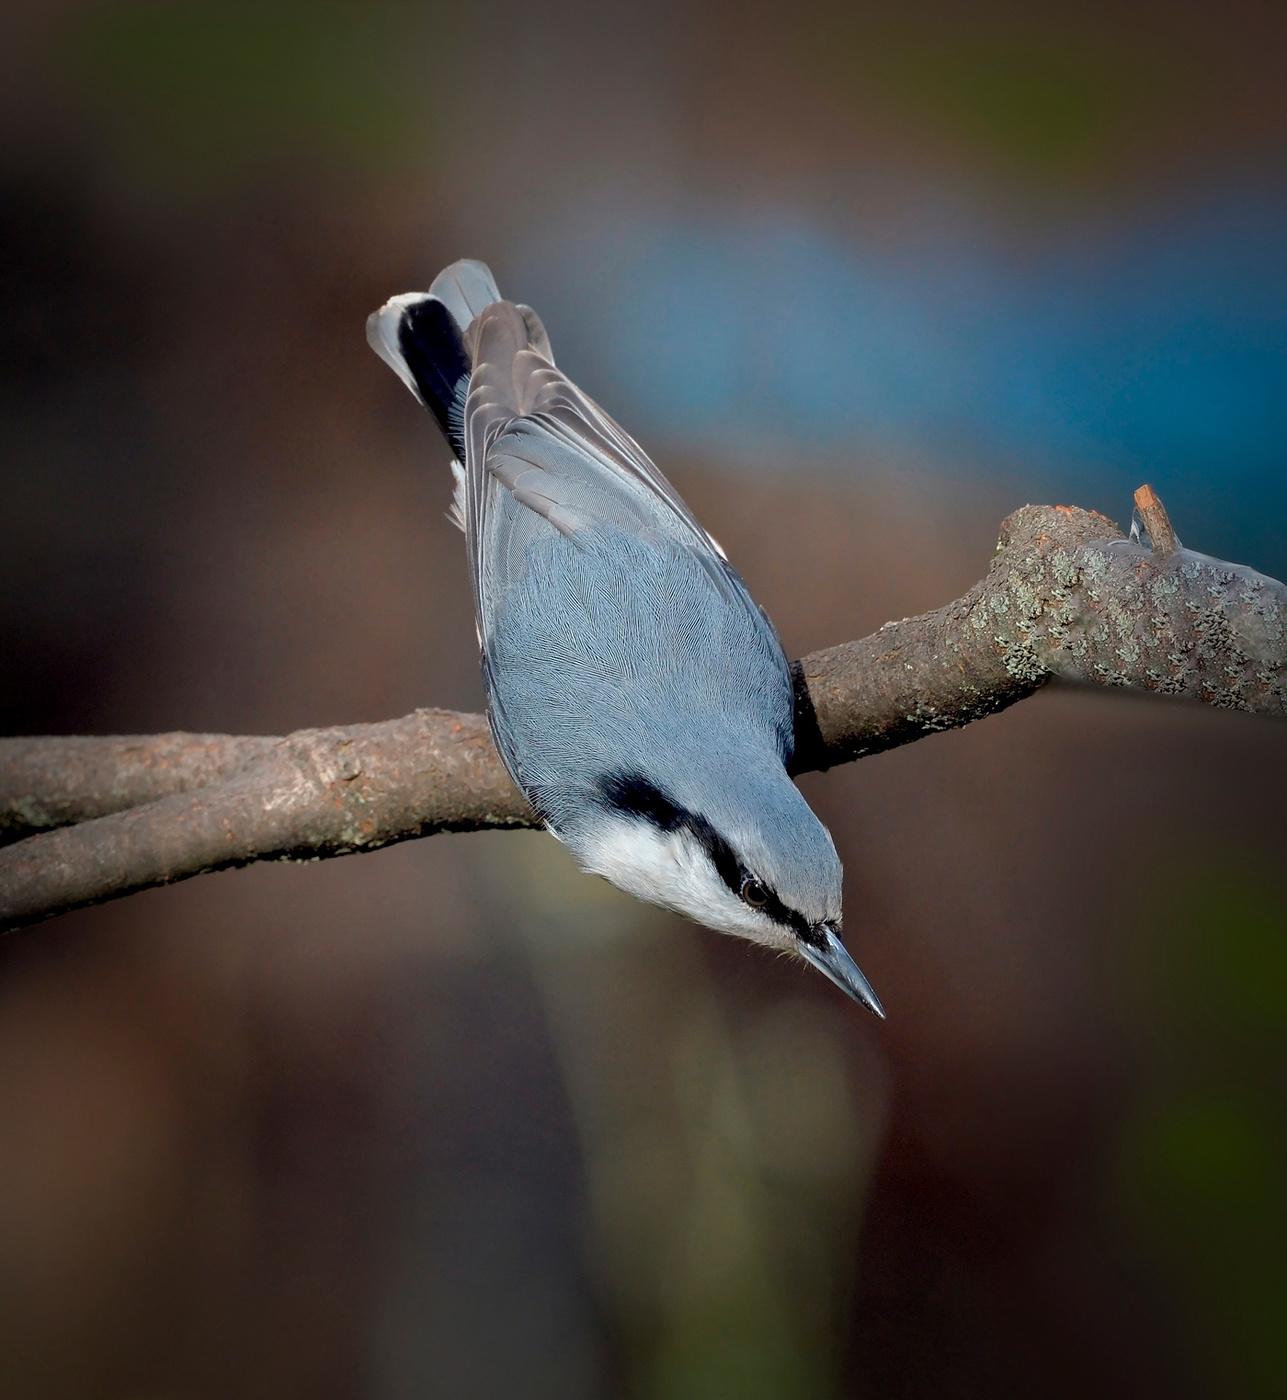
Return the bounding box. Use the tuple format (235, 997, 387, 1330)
(462, 300, 741, 638)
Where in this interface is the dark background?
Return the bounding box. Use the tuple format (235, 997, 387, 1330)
(2, 2, 1286, 1396)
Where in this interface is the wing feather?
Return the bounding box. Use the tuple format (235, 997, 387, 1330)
(457, 302, 790, 789)
(462, 303, 736, 623)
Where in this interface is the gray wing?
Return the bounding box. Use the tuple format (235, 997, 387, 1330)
(459, 302, 790, 783)
(462, 301, 739, 631)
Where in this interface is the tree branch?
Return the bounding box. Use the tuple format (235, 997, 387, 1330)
(1, 732, 279, 846)
(1133, 482, 1180, 559)
(3, 496, 1284, 932)
(790, 497, 1285, 768)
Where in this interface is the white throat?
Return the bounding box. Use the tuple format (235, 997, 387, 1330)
(570, 816, 796, 950)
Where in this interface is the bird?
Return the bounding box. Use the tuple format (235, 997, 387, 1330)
(367, 259, 883, 1015)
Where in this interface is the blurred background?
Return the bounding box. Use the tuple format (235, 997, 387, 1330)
(2, 1, 1286, 1395)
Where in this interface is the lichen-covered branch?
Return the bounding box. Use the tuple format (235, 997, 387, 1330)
(790, 500, 1286, 769)
(2, 494, 1284, 932)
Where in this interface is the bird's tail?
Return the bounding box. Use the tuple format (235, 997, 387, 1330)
(366, 259, 502, 462)
(368, 259, 557, 453)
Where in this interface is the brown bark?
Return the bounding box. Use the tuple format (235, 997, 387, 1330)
(1133, 483, 1181, 559)
(3, 497, 1284, 932)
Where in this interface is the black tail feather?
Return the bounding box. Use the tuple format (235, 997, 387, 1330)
(396, 298, 471, 461)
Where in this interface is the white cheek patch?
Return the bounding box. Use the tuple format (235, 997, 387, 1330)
(574, 818, 797, 951)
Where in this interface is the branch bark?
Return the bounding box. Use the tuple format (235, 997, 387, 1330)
(1133, 483, 1180, 559)
(3, 497, 1284, 932)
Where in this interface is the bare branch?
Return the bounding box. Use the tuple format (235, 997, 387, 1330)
(2, 496, 1284, 932)
(0, 711, 530, 932)
(2, 732, 278, 845)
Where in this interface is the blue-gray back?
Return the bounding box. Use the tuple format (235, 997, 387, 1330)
(459, 303, 795, 825)
(486, 522, 793, 831)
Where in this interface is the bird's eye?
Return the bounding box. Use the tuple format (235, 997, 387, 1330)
(741, 877, 768, 908)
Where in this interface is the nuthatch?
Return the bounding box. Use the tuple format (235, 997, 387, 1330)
(368, 260, 883, 1014)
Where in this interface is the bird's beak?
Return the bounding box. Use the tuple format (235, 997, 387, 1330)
(801, 928, 886, 1018)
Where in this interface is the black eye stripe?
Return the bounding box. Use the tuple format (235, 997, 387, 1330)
(755, 887, 816, 943)
(600, 773, 818, 943)
(601, 774, 741, 894)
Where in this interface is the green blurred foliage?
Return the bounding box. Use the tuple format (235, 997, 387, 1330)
(64, 2, 441, 191)
(1172, 881, 1287, 1043)
(1111, 866, 1287, 1397)
(804, 15, 1182, 181)
(650, 1330, 822, 1400)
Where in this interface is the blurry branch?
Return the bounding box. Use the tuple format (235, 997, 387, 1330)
(2, 491, 1284, 932)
